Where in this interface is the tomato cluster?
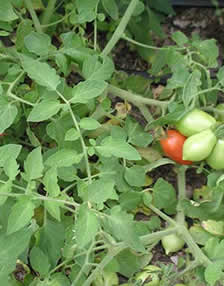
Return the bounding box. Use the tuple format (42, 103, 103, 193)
(160, 108, 224, 169)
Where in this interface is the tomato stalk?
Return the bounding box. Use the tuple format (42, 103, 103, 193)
(24, 0, 42, 33)
(101, 0, 139, 57)
(176, 165, 188, 225)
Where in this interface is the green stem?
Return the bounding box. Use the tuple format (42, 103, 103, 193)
(149, 204, 176, 226)
(41, 11, 73, 28)
(82, 245, 126, 286)
(101, 0, 139, 56)
(176, 165, 188, 225)
(56, 90, 92, 184)
(83, 228, 177, 286)
(41, 0, 57, 29)
(135, 103, 153, 123)
(94, 4, 98, 51)
(24, 0, 42, 33)
(72, 241, 96, 285)
(181, 226, 212, 266)
(7, 72, 35, 106)
(33, 194, 79, 208)
(108, 85, 169, 108)
(143, 158, 175, 173)
(172, 259, 200, 280)
(192, 61, 211, 88)
(68, 105, 92, 184)
(122, 35, 185, 51)
(194, 86, 223, 98)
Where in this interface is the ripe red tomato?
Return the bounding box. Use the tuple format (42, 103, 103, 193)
(160, 130, 192, 165)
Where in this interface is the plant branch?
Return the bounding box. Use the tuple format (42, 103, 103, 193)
(122, 34, 185, 51)
(101, 0, 139, 56)
(41, 0, 57, 30)
(135, 103, 154, 123)
(56, 90, 92, 184)
(108, 85, 169, 108)
(176, 165, 188, 225)
(24, 0, 42, 33)
(7, 72, 35, 106)
(149, 204, 176, 226)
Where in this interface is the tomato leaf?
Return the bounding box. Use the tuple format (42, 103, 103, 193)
(204, 262, 223, 286)
(96, 137, 141, 160)
(44, 200, 61, 222)
(79, 117, 101, 130)
(43, 168, 60, 197)
(182, 70, 201, 107)
(24, 31, 51, 57)
(7, 198, 35, 234)
(82, 55, 114, 81)
(30, 246, 51, 277)
(103, 206, 145, 252)
(102, 0, 119, 20)
(70, 80, 107, 104)
(75, 203, 99, 249)
(0, 227, 33, 281)
(86, 178, 118, 204)
(0, 99, 18, 133)
(0, 1, 18, 22)
(45, 149, 83, 167)
(24, 147, 44, 181)
(0, 144, 22, 167)
(153, 178, 177, 214)
(27, 99, 62, 122)
(124, 166, 146, 187)
(38, 220, 65, 268)
(21, 55, 61, 91)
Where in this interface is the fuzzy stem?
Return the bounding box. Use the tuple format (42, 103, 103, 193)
(41, 0, 57, 30)
(108, 85, 169, 108)
(176, 165, 188, 225)
(56, 90, 92, 184)
(83, 228, 177, 286)
(24, 0, 42, 33)
(135, 103, 154, 123)
(101, 0, 139, 56)
(122, 34, 185, 51)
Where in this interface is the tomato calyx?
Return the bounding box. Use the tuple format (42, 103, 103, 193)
(160, 129, 193, 165)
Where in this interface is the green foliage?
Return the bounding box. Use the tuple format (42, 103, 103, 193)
(0, 0, 223, 285)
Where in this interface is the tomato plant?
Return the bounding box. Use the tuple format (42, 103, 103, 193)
(176, 109, 216, 137)
(1, 0, 224, 285)
(183, 129, 217, 161)
(160, 130, 193, 165)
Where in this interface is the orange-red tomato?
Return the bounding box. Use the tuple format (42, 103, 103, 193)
(160, 130, 192, 165)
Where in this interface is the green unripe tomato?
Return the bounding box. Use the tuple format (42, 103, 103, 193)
(206, 139, 224, 170)
(135, 265, 161, 286)
(215, 104, 224, 121)
(176, 109, 216, 137)
(175, 284, 187, 286)
(161, 233, 185, 255)
(183, 129, 217, 161)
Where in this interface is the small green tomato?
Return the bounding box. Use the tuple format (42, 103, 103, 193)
(134, 265, 161, 286)
(215, 103, 224, 121)
(206, 139, 224, 170)
(176, 109, 216, 137)
(161, 233, 185, 255)
(183, 129, 217, 161)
